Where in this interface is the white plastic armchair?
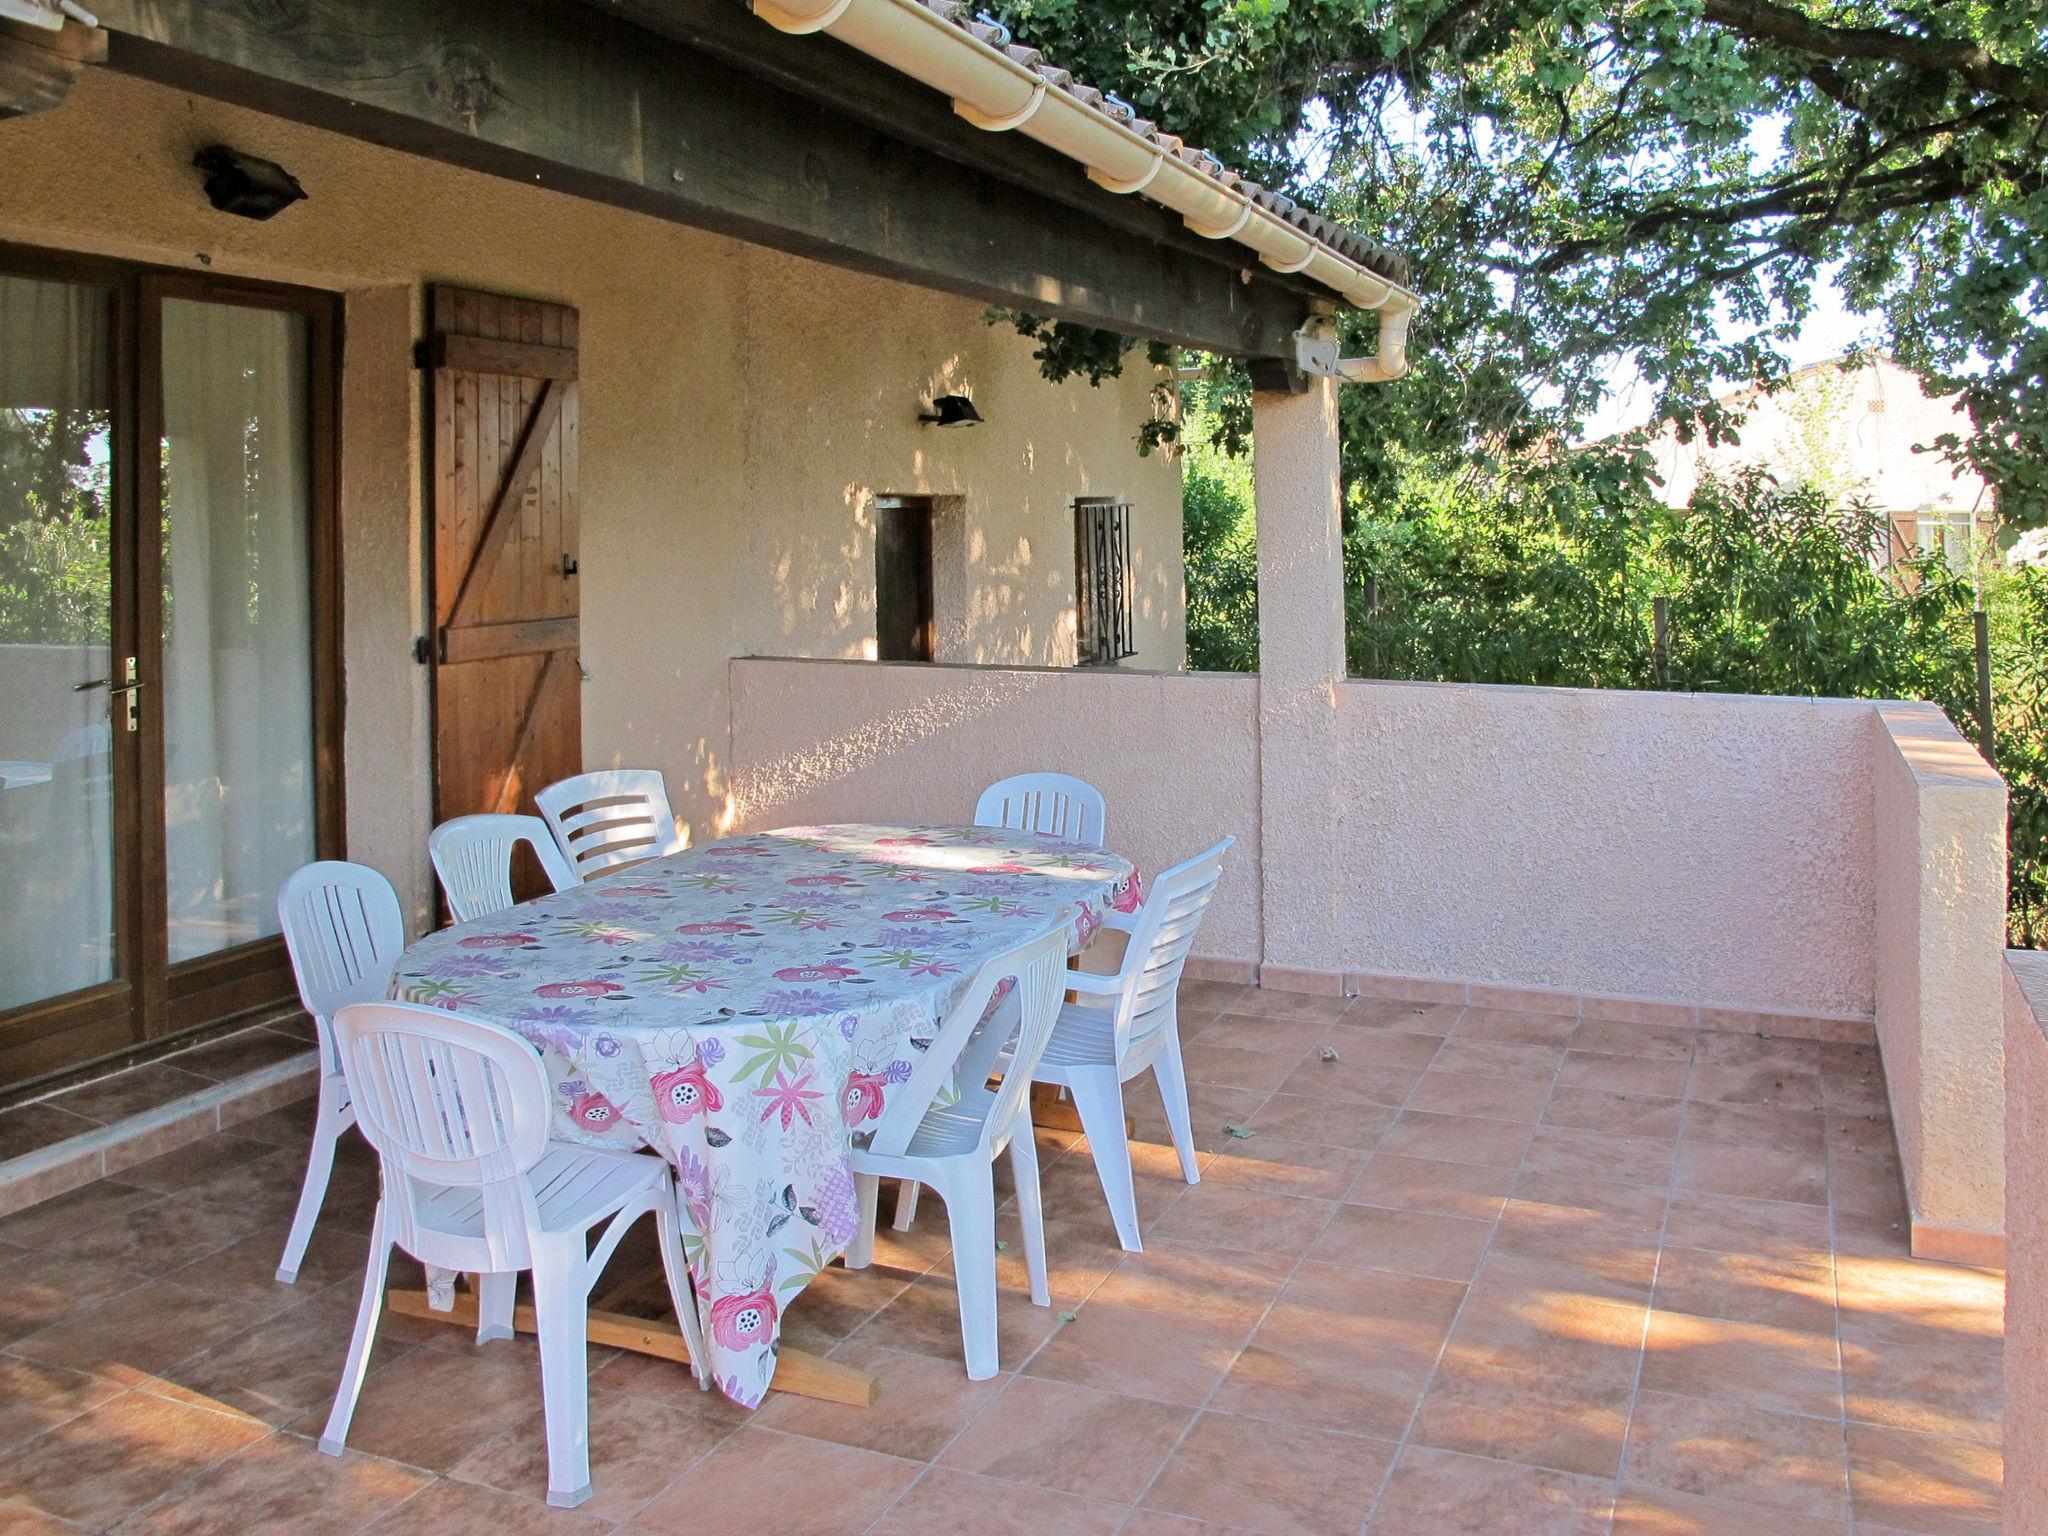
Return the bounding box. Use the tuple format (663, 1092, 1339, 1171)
(1033, 837, 1233, 1250)
(843, 926, 1070, 1379)
(429, 813, 580, 923)
(274, 861, 406, 1284)
(320, 1001, 705, 1510)
(974, 772, 1107, 846)
(535, 769, 686, 879)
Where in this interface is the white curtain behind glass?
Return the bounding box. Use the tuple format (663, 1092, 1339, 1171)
(0, 275, 116, 1011)
(160, 299, 315, 962)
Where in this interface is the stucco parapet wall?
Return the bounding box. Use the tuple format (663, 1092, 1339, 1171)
(1876, 699, 2012, 795)
(2005, 948, 2048, 1531)
(2014, 949, 2048, 1039)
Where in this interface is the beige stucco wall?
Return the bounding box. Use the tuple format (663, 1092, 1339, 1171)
(0, 70, 1181, 927)
(2007, 948, 2048, 1532)
(725, 657, 1263, 963)
(1875, 702, 2011, 1257)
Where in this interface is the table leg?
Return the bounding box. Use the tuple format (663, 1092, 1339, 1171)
(383, 1274, 878, 1408)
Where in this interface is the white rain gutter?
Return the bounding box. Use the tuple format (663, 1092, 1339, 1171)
(753, 0, 1418, 377)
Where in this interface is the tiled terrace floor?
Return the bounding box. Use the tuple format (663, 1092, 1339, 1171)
(0, 982, 2005, 1534)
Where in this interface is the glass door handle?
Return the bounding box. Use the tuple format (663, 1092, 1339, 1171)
(72, 660, 143, 729)
(71, 679, 147, 694)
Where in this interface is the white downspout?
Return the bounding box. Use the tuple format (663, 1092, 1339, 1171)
(1334, 302, 1414, 385)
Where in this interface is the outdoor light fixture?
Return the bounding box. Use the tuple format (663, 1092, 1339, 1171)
(919, 394, 984, 428)
(193, 145, 307, 221)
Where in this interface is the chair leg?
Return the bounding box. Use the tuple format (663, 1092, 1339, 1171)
(941, 1166, 1002, 1380)
(1152, 1027, 1203, 1186)
(476, 1271, 516, 1345)
(1008, 1131, 1051, 1308)
(318, 1199, 390, 1457)
(531, 1239, 593, 1510)
(654, 1192, 710, 1390)
(277, 1075, 348, 1283)
(892, 1178, 921, 1231)
(845, 1173, 881, 1269)
(1068, 1067, 1142, 1252)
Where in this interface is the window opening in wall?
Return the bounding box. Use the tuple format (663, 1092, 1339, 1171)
(1075, 497, 1136, 665)
(874, 495, 936, 662)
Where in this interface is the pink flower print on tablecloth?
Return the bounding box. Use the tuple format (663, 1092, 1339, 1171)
(535, 978, 624, 1000)
(1112, 874, 1145, 913)
(787, 874, 859, 888)
(652, 1061, 723, 1123)
(883, 908, 953, 923)
(677, 920, 751, 936)
(710, 1274, 779, 1350)
(562, 1083, 623, 1131)
(773, 963, 859, 983)
(755, 1068, 824, 1131)
(459, 932, 539, 949)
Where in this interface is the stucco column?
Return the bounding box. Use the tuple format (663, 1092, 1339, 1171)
(1252, 377, 1348, 990)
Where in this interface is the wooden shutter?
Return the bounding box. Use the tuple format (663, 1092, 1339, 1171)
(428, 286, 581, 847)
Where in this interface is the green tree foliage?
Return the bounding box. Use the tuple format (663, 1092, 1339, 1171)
(989, 0, 2046, 524)
(0, 407, 111, 644)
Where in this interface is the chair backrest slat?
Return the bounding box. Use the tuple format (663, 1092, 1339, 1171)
(973, 772, 1108, 847)
(278, 861, 407, 1075)
(535, 770, 686, 880)
(1107, 838, 1233, 1052)
(865, 927, 1069, 1162)
(333, 1000, 553, 1271)
(430, 813, 580, 924)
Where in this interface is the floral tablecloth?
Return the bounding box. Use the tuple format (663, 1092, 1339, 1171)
(392, 822, 1136, 1404)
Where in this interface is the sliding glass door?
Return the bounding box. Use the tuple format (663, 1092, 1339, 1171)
(0, 250, 339, 1090)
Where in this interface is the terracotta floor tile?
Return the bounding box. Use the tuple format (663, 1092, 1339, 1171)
(1639, 1311, 1843, 1418)
(936, 1374, 1191, 1502)
(1119, 1513, 1253, 1536)
(851, 1266, 1065, 1373)
(1557, 1050, 1692, 1097)
(1178, 1042, 1299, 1094)
(1028, 1141, 1191, 1239)
(1273, 1058, 1422, 1109)
(1346, 998, 1461, 1036)
(1680, 1100, 1826, 1154)
(1445, 1281, 1647, 1384)
(42, 1187, 282, 1277)
(1622, 1389, 1849, 1523)
(1691, 1032, 1823, 1070)
(1841, 1337, 2005, 1444)
(1141, 1411, 1396, 1535)
(1179, 981, 1253, 1014)
(1226, 990, 1357, 1024)
(450, 1376, 741, 1518)
(772, 1254, 929, 1352)
(1568, 1019, 1696, 1061)
(1210, 1262, 1464, 1436)
(1661, 1192, 1833, 1264)
(1149, 1185, 1337, 1259)
(361, 1477, 613, 1535)
(1024, 1247, 1292, 1405)
(0, 1500, 85, 1535)
(1377, 1111, 1535, 1170)
(632, 1426, 921, 1536)
(0, 1357, 124, 1458)
(1370, 1444, 1615, 1535)
(1425, 1038, 1564, 1082)
(0, 1104, 98, 1160)
(1450, 1008, 1579, 1049)
(159, 1281, 422, 1427)
(1306, 1202, 1493, 1284)
(1411, 1355, 1634, 1477)
(1830, 1137, 1910, 1222)
(865, 1468, 1128, 1536)
(1542, 1086, 1685, 1138)
(0, 1178, 164, 1248)
(1847, 1422, 2001, 1534)
(1308, 1026, 1444, 1072)
(112, 1428, 428, 1536)
(1652, 1246, 1837, 1335)
(1506, 1171, 1669, 1228)
(1345, 1154, 1514, 1222)
(1193, 1015, 1335, 1058)
(1687, 1063, 1824, 1112)
(294, 1346, 546, 1473)
(1129, 1084, 1272, 1159)
(0, 1391, 268, 1529)
(1406, 1070, 1551, 1124)
(9, 1278, 273, 1385)
(755, 1340, 1004, 1462)
(1488, 1199, 1661, 1300)
(0, 1248, 146, 1347)
(1611, 1484, 1851, 1535)
(165, 1029, 315, 1083)
(1202, 1134, 1373, 1201)
(109, 1133, 288, 1195)
(43, 1063, 214, 1124)
(1834, 1255, 2005, 1353)
(1520, 1126, 1676, 1189)
(1472, 1246, 1659, 1310)
(1245, 1092, 1397, 1150)
(1673, 1140, 1828, 1207)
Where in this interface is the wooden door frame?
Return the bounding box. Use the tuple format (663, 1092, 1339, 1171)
(0, 241, 346, 1085)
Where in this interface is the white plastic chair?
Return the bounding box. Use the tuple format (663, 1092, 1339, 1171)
(535, 769, 686, 879)
(429, 813, 580, 923)
(320, 1000, 706, 1509)
(974, 772, 1108, 846)
(274, 861, 406, 1284)
(1033, 838, 1232, 1251)
(843, 926, 1069, 1379)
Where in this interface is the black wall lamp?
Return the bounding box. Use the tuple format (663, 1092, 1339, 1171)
(193, 145, 307, 221)
(919, 394, 984, 428)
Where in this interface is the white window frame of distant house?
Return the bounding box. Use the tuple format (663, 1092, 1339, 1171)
(1073, 495, 1137, 667)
